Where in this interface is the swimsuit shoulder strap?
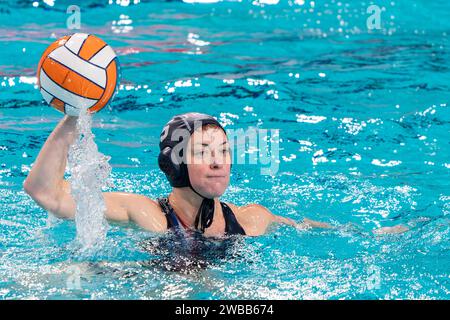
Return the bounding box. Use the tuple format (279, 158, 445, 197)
(157, 197, 180, 230)
(220, 202, 246, 236)
(158, 197, 246, 236)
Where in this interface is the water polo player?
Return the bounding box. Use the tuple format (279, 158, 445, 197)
(23, 112, 333, 237)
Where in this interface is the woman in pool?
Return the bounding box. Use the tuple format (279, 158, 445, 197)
(23, 112, 406, 237)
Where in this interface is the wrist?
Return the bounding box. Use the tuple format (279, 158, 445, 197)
(53, 116, 78, 143)
(64, 115, 78, 123)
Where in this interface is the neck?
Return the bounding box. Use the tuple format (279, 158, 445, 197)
(168, 187, 217, 228)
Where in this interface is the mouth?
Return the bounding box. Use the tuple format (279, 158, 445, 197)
(206, 175, 226, 179)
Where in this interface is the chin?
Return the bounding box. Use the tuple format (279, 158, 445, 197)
(203, 188, 226, 198)
(197, 182, 228, 198)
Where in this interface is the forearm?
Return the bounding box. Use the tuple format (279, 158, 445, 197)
(272, 213, 332, 230)
(23, 116, 78, 197)
(300, 218, 332, 229)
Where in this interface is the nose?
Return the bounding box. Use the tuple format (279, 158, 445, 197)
(210, 162, 222, 169)
(210, 150, 224, 168)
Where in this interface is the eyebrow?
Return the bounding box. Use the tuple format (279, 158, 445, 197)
(194, 141, 228, 147)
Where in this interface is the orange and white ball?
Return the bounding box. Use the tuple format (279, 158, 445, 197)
(37, 33, 120, 116)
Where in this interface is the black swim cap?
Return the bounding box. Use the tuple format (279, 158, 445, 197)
(158, 112, 226, 189)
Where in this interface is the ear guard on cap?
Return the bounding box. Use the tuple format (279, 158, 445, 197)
(158, 146, 189, 188)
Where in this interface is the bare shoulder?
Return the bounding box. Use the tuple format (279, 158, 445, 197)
(226, 202, 275, 236)
(103, 192, 167, 232)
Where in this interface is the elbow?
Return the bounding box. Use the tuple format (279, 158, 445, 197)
(23, 177, 47, 197)
(23, 178, 42, 198)
(23, 178, 34, 196)
(23, 179, 60, 215)
(23, 178, 49, 205)
(23, 178, 42, 202)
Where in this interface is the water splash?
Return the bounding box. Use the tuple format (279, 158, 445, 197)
(68, 110, 111, 253)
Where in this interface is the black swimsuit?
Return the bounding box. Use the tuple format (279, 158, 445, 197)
(157, 197, 246, 236)
(139, 197, 245, 272)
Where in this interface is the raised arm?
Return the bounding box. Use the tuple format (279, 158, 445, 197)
(23, 116, 166, 232)
(23, 115, 79, 218)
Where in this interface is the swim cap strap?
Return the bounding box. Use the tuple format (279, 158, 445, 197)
(194, 198, 215, 233)
(187, 175, 216, 233)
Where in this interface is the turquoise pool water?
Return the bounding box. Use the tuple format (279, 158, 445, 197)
(0, 0, 449, 299)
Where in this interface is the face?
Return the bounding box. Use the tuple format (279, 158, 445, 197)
(186, 126, 231, 198)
